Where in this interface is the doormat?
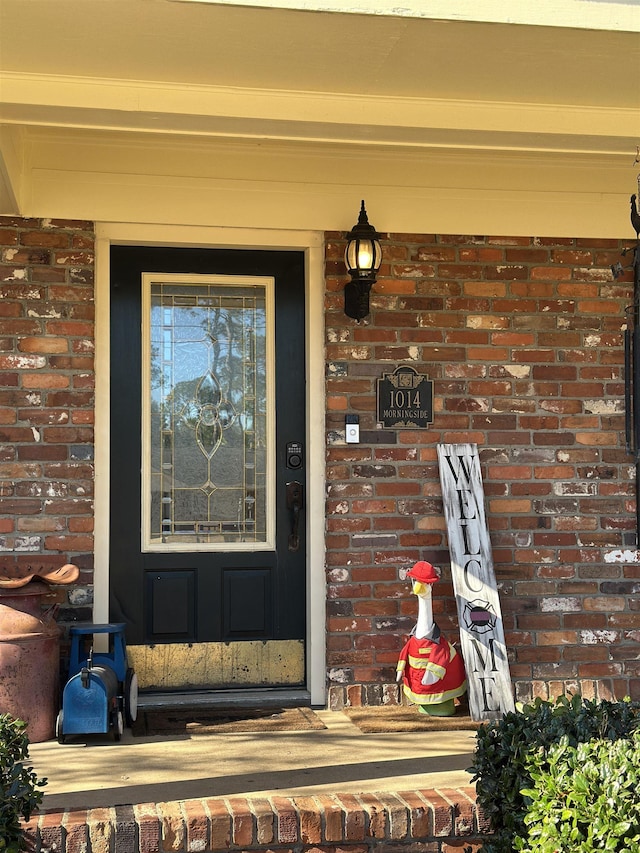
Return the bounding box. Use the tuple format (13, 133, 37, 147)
(343, 706, 482, 733)
(132, 706, 326, 737)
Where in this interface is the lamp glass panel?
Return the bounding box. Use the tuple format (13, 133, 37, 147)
(371, 240, 382, 271)
(345, 238, 381, 275)
(357, 241, 375, 271)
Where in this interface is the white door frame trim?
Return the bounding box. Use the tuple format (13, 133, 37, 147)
(94, 223, 326, 706)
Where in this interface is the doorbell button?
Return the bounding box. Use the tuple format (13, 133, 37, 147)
(346, 425, 359, 443)
(345, 414, 360, 444)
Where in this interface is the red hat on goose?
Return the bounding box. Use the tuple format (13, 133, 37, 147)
(407, 561, 439, 584)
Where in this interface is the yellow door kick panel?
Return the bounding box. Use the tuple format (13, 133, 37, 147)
(128, 639, 304, 691)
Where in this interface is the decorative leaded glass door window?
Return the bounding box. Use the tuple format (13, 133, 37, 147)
(142, 274, 275, 551)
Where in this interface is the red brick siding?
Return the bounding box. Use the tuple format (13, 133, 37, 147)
(325, 231, 639, 707)
(0, 216, 95, 621)
(23, 787, 488, 852)
(2, 216, 637, 707)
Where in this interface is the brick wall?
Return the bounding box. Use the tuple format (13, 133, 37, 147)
(0, 216, 95, 621)
(23, 787, 488, 852)
(2, 215, 638, 709)
(325, 231, 640, 708)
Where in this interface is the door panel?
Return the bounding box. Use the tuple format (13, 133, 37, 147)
(109, 246, 306, 690)
(223, 568, 271, 637)
(146, 571, 195, 639)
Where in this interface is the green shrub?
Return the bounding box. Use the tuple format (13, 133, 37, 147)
(0, 714, 46, 852)
(516, 731, 640, 852)
(468, 695, 640, 853)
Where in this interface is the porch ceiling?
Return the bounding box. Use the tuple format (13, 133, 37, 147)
(0, 1, 637, 103)
(0, 0, 638, 228)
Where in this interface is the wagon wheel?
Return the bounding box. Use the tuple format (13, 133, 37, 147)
(112, 709, 124, 741)
(123, 667, 138, 727)
(55, 710, 66, 745)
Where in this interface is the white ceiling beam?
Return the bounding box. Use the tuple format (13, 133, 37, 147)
(1, 73, 638, 157)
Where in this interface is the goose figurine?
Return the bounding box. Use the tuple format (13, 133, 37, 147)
(396, 561, 467, 716)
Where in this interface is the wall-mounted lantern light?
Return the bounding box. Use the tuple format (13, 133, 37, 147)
(344, 200, 382, 321)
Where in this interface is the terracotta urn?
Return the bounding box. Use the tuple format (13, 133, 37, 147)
(0, 585, 62, 742)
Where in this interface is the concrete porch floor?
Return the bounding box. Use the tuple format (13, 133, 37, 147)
(29, 707, 477, 813)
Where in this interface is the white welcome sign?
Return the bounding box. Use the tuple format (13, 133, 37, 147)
(437, 443, 515, 721)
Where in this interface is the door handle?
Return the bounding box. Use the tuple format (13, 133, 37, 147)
(286, 481, 304, 552)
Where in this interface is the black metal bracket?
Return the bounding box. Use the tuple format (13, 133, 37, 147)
(617, 236, 640, 542)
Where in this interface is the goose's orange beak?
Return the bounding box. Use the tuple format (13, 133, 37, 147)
(411, 579, 431, 596)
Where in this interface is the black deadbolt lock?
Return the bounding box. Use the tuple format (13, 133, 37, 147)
(286, 442, 303, 469)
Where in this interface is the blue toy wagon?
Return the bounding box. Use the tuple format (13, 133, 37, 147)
(56, 622, 138, 744)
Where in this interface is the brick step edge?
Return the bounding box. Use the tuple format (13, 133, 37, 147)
(22, 785, 491, 852)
